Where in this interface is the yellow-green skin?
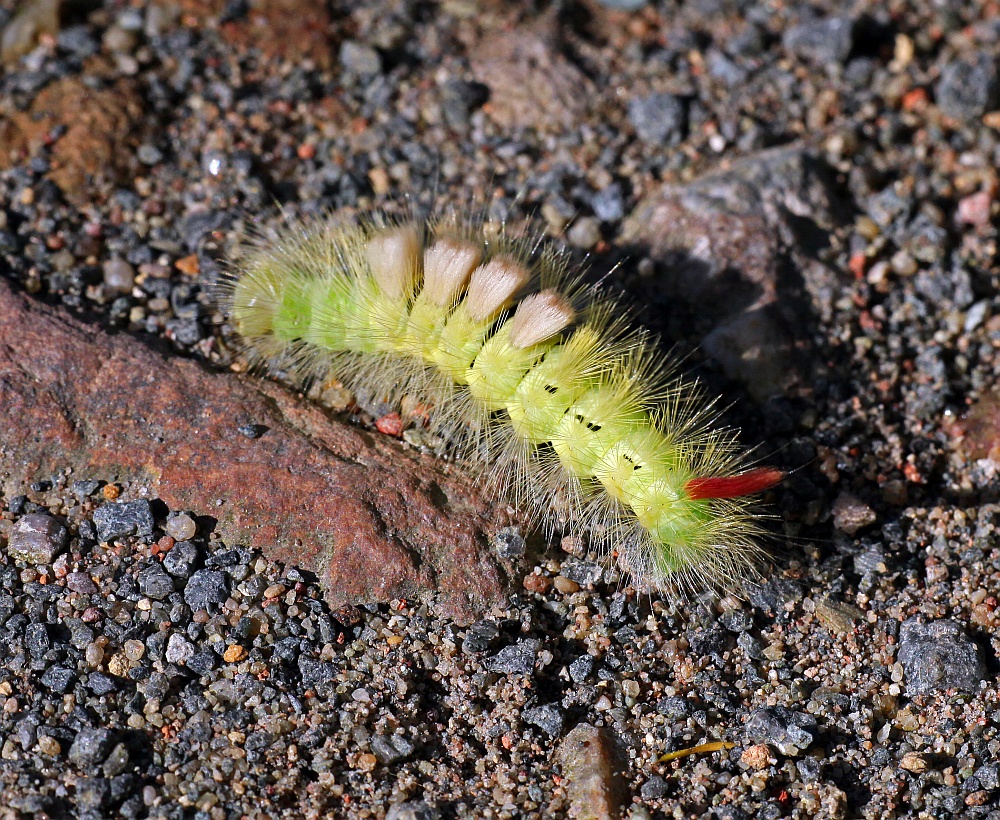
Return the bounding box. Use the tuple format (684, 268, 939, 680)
(230, 221, 747, 580)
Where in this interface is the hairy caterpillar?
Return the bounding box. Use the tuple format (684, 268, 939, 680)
(219, 212, 783, 597)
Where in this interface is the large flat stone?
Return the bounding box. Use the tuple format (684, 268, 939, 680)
(0, 279, 517, 623)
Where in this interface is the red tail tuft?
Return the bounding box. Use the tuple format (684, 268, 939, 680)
(685, 468, 785, 501)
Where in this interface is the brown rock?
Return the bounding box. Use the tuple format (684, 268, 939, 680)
(0, 280, 517, 623)
(555, 723, 628, 820)
(831, 492, 876, 535)
(951, 386, 1000, 461)
(472, 14, 592, 133)
(0, 77, 145, 204)
(622, 145, 846, 399)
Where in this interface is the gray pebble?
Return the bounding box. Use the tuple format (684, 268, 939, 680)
(298, 657, 337, 687)
(8, 513, 68, 564)
(440, 79, 489, 128)
(936, 52, 1000, 122)
(137, 144, 163, 165)
(898, 618, 987, 695)
(93, 500, 154, 543)
(68, 728, 115, 770)
(569, 654, 594, 683)
(102, 742, 130, 777)
(70, 480, 102, 499)
(371, 733, 415, 765)
(182, 569, 228, 610)
(486, 638, 540, 676)
(162, 540, 199, 578)
(744, 706, 817, 756)
(138, 562, 174, 600)
(628, 93, 687, 145)
(85, 673, 117, 696)
(340, 41, 382, 76)
(976, 762, 1000, 790)
(493, 527, 525, 558)
(25, 622, 51, 657)
(560, 559, 603, 587)
(39, 665, 75, 694)
(522, 703, 564, 735)
(782, 17, 854, 65)
(719, 609, 753, 632)
(592, 184, 625, 222)
(462, 619, 499, 654)
(640, 775, 669, 800)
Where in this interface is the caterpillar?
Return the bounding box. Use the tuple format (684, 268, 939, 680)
(218, 212, 783, 597)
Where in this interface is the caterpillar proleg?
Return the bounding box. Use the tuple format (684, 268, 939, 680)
(220, 213, 783, 597)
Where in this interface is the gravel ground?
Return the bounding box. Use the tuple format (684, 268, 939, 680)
(2, 1, 1000, 818)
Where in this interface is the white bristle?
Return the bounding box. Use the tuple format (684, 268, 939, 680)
(422, 239, 483, 306)
(366, 226, 421, 299)
(508, 289, 576, 348)
(464, 256, 531, 322)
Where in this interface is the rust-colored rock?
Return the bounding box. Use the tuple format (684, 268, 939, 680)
(951, 387, 1000, 462)
(167, 0, 334, 68)
(0, 280, 517, 623)
(0, 77, 145, 204)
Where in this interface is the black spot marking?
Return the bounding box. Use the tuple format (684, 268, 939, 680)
(544, 384, 558, 394)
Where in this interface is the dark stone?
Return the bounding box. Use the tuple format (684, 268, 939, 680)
(68, 728, 116, 769)
(40, 665, 76, 693)
(462, 619, 500, 654)
(93, 500, 155, 543)
(75, 776, 111, 811)
(162, 540, 200, 578)
(719, 609, 753, 632)
(744, 706, 817, 756)
(898, 619, 987, 695)
(371, 733, 415, 765)
(640, 775, 669, 800)
(25, 623, 51, 657)
(592, 184, 625, 222)
(85, 673, 118, 696)
(298, 657, 337, 687)
(486, 638, 540, 675)
(183, 569, 228, 610)
(569, 655, 594, 684)
(657, 696, 690, 720)
(560, 560, 603, 587)
(138, 562, 174, 600)
(522, 703, 564, 735)
(441, 79, 490, 128)
(976, 762, 1000, 790)
(493, 527, 525, 558)
(185, 650, 218, 677)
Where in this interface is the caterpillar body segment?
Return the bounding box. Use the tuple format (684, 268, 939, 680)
(222, 215, 782, 597)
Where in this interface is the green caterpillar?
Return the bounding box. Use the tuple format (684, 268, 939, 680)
(221, 214, 782, 596)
